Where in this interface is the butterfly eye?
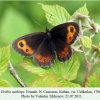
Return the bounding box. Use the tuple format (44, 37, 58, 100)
(26, 49, 29, 52)
(70, 27, 74, 33)
(19, 42, 24, 47)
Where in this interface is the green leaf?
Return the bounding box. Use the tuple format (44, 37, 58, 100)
(20, 54, 80, 81)
(71, 4, 90, 28)
(0, 78, 12, 87)
(59, 80, 81, 87)
(81, 36, 92, 48)
(50, 54, 80, 81)
(31, 75, 59, 87)
(0, 46, 10, 76)
(39, 3, 71, 26)
(75, 4, 89, 16)
(86, 72, 100, 87)
(19, 57, 50, 76)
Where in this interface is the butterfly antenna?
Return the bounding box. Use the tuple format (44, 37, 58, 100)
(32, 14, 52, 30)
(33, 19, 45, 29)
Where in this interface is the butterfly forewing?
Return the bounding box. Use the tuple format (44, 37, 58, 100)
(12, 32, 44, 56)
(50, 22, 79, 45)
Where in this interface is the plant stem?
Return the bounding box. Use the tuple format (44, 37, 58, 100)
(80, 39, 91, 87)
(8, 61, 27, 87)
(79, 20, 91, 87)
(92, 59, 100, 66)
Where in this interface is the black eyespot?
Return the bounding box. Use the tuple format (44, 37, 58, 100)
(70, 27, 74, 33)
(26, 49, 29, 52)
(40, 58, 42, 60)
(19, 42, 24, 47)
(69, 37, 72, 40)
(63, 54, 65, 56)
(48, 58, 50, 61)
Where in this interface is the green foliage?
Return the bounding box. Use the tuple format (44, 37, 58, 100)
(74, 4, 89, 16)
(31, 75, 59, 87)
(0, 46, 10, 76)
(0, 46, 12, 87)
(86, 72, 100, 87)
(0, 78, 12, 87)
(19, 57, 49, 76)
(72, 4, 91, 28)
(1, 7, 33, 44)
(20, 54, 80, 81)
(81, 36, 92, 48)
(39, 3, 71, 26)
(59, 80, 81, 87)
(49, 54, 80, 81)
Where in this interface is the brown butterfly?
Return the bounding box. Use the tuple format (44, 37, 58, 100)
(12, 22, 79, 68)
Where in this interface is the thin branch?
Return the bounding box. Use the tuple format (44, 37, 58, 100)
(79, 20, 89, 65)
(83, 28, 91, 33)
(92, 59, 100, 66)
(8, 61, 27, 87)
(79, 20, 91, 87)
(90, 51, 97, 63)
(80, 40, 89, 65)
(80, 39, 91, 87)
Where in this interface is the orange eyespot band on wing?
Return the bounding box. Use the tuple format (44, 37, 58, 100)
(17, 39, 34, 55)
(66, 25, 76, 44)
(35, 55, 52, 63)
(58, 46, 69, 59)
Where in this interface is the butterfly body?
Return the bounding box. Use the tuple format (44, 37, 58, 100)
(12, 22, 79, 68)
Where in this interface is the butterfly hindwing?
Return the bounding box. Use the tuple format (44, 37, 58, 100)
(12, 32, 45, 56)
(33, 38, 56, 67)
(52, 37, 72, 62)
(50, 22, 79, 45)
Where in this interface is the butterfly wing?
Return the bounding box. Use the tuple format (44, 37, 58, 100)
(50, 22, 79, 61)
(50, 22, 79, 45)
(12, 32, 45, 56)
(52, 37, 72, 62)
(33, 38, 55, 67)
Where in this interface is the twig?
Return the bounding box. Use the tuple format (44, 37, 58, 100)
(90, 51, 97, 63)
(92, 59, 100, 66)
(80, 40, 89, 65)
(80, 39, 91, 87)
(8, 61, 27, 87)
(79, 20, 89, 65)
(79, 20, 91, 87)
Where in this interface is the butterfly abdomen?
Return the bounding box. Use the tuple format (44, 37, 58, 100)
(48, 40, 55, 54)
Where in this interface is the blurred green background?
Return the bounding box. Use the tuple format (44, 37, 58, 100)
(0, 1, 100, 87)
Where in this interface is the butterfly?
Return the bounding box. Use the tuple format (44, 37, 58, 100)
(12, 22, 79, 68)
